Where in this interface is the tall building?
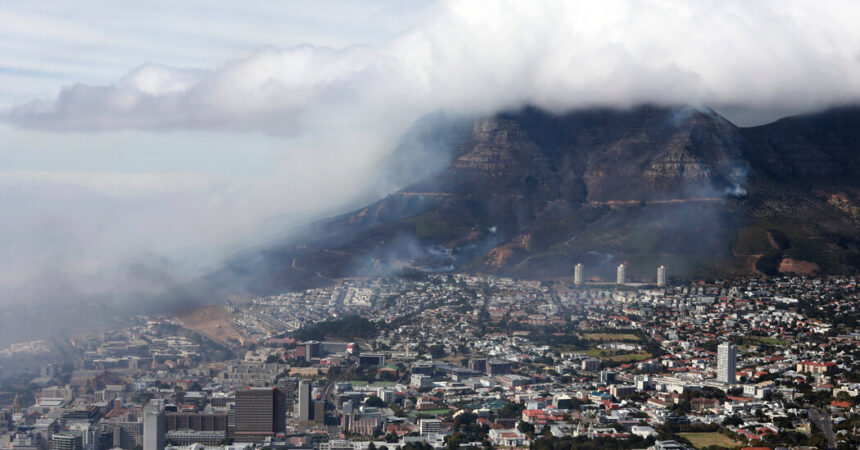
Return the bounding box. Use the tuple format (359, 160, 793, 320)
(234, 387, 282, 443)
(52, 432, 83, 450)
(717, 342, 737, 384)
(314, 400, 325, 425)
(657, 265, 667, 286)
(297, 380, 312, 422)
(143, 400, 165, 450)
(574, 263, 584, 285)
(616, 264, 627, 285)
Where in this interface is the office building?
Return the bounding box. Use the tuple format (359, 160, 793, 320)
(599, 370, 617, 385)
(717, 342, 737, 384)
(468, 359, 486, 373)
(234, 387, 283, 443)
(419, 419, 443, 436)
(574, 263, 584, 285)
(297, 380, 312, 422)
(616, 264, 627, 285)
(166, 412, 228, 432)
(314, 400, 325, 424)
(581, 358, 601, 372)
(657, 265, 667, 286)
(358, 353, 385, 366)
(143, 400, 166, 450)
(52, 432, 83, 450)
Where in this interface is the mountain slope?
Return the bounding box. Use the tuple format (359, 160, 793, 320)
(223, 105, 860, 291)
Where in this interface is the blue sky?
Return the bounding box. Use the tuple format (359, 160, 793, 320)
(0, 0, 425, 176)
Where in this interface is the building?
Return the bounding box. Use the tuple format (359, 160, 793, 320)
(467, 359, 486, 373)
(796, 361, 837, 374)
(487, 360, 512, 376)
(0, 409, 11, 433)
(599, 370, 617, 385)
(314, 400, 325, 425)
(297, 380, 312, 422)
(581, 358, 601, 372)
(113, 421, 143, 449)
(616, 264, 627, 285)
(657, 265, 667, 286)
(574, 263, 584, 285)
(165, 412, 228, 432)
(717, 342, 737, 384)
(143, 400, 166, 450)
(411, 362, 435, 375)
(234, 387, 282, 443)
(357, 353, 385, 366)
(419, 419, 443, 436)
(52, 432, 83, 450)
(609, 385, 636, 398)
(163, 431, 226, 446)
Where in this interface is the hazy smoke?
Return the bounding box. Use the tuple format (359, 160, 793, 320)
(3, 0, 860, 343)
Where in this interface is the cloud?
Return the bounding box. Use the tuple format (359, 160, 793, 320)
(7, 0, 860, 133)
(2, 0, 860, 344)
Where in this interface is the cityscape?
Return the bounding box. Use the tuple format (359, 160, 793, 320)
(1, 272, 858, 450)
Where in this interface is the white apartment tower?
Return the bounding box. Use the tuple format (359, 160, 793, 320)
(143, 400, 165, 450)
(657, 265, 667, 286)
(717, 342, 737, 384)
(574, 263, 584, 285)
(616, 264, 627, 285)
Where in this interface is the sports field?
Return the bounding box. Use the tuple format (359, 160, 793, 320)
(678, 432, 741, 449)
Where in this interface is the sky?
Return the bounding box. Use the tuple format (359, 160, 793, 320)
(1, 0, 860, 335)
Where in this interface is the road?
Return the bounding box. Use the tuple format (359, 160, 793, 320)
(807, 406, 836, 449)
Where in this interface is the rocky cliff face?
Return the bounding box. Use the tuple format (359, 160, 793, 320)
(219, 105, 860, 293)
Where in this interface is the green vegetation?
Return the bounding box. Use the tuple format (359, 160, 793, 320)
(406, 211, 468, 238)
(582, 348, 652, 362)
(742, 336, 790, 346)
(418, 409, 451, 415)
(294, 315, 379, 341)
(583, 333, 641, 341)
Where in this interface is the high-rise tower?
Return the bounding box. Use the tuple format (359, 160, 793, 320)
(616, 264, 627, 285)
(297, 380, 312, 422)
(574, 263, 584, 285)
(143, 400, 165, 450)
(234, 387, 282, 443)
(717, 342, 737, 384)
(657, 265, 667, 286)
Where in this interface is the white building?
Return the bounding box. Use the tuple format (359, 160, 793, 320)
(574, 263, 584, 285)
(717, 342, 737, 384)
(419, 419, 443, 436)
(143, 400, 166, 450)
(616, 264, 627, 285)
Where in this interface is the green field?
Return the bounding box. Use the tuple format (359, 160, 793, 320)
(743, 336, 790, 346)
(583, 332, 641, 341)
(583, 348, 652, 362)
(678, 432, 741, 449)
(418, 409, 451, 415)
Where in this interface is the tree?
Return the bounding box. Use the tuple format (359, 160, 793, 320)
(517, 421, 535, 438)
(429, 345, 446, 359)
(365, 395, 386, 408)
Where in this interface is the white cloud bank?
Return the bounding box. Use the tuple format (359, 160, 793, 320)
(8, 0, 860, 133)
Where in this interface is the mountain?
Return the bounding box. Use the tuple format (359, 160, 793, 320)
(223, 105, 860, 290)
